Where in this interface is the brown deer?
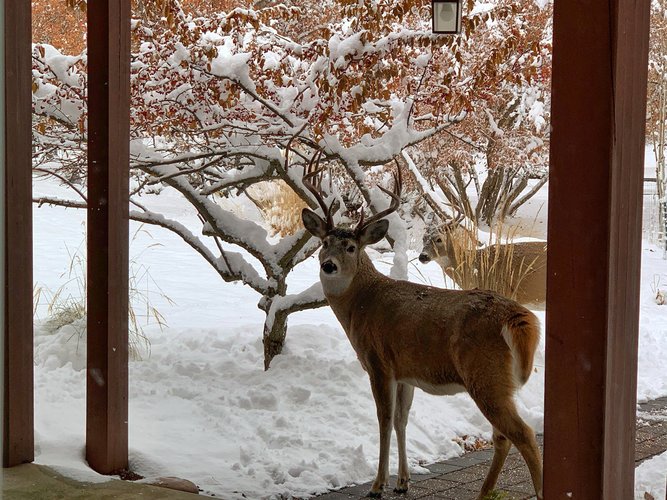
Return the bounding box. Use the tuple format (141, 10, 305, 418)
(301, 166, 543, 500)
(419, 220, 547, 306)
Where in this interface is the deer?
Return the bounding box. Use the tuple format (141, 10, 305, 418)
(300, 165, 543, 500)
(419, 218, 547, 306)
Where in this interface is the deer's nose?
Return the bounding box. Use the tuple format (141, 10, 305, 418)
(418, 253, 431, 263)
(321, 260, 338, 274)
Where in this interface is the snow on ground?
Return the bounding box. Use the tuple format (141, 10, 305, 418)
(638, 244, 667, 403)
(635, 450, 667, 500)
(32, 177, 666, 498)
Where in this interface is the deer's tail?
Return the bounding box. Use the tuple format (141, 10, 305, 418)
(501, 310, 540, 388)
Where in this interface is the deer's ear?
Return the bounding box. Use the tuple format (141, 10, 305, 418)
(358, 219, 389, 247)
(302, 208, 328, 239)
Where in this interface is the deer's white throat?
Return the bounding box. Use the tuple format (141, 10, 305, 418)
(319, 268, 354, 297)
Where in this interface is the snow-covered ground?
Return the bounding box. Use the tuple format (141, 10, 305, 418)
(32, 177, 666, 499)
(635, 450, 667, 500)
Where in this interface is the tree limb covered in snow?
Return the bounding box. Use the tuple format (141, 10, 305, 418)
(264, 282, 327, 332)
(129, 209, 271, 295)
(33, 195, 271, 295)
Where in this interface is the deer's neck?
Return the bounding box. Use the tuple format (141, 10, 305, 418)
(323, 252, 383, 333)
(434, 239, 459, 271)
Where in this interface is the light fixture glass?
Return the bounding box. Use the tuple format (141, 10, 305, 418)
(432, 0, 462, 34)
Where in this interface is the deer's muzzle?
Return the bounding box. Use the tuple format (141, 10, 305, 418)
(321, 260, 338, 274)
(418, 253, 431, 264)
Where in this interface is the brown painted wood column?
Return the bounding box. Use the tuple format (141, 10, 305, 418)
(545, 0, 650, 498)
(2, 0, 34, 467)
(86, 0, 130, 474)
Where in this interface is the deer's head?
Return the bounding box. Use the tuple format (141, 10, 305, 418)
(419, 216, 480, 267)
(301, 165, 402, 297)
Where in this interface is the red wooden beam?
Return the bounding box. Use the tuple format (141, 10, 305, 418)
(545, 0, 650, 498)
(86, 0, 131, 474)
(2, 0, 34, 467)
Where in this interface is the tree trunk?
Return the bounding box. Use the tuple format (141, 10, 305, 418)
(477, 167, 503, 224)
(652, 71, 667, 257)
(262, 305, 289, 370)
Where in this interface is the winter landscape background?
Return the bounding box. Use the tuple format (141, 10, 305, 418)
(26, 0, 667, 498)
(32, 160, 666, 499)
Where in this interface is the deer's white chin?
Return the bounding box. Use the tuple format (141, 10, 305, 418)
(320, 273, 353, 297)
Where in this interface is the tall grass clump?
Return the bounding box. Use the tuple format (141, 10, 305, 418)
(246, 180, 308, 236)
(36, 228, 173, 360)
(448, 222, 544, 302)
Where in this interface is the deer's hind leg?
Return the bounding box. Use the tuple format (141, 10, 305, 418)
(469, 387, 543, 500)
(478, 427, 511, 498)
(393, 383, 415, 493)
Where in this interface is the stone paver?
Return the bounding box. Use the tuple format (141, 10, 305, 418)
(317, 397, 667, 500)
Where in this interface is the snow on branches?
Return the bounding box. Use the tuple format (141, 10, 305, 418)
(404, 0, 552, 225)
(32, 0, 551, 367)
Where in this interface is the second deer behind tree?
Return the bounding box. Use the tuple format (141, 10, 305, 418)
(420, 219, 547, 307)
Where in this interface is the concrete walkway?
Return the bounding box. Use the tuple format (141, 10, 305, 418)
(317, 397, 667, 500)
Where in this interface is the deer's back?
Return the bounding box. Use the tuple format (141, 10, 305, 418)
(476, 241, 547, 305)
(339, 279, 533, 387)
(500, 241, 546, 304)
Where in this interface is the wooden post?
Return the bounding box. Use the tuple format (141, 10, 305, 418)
(2, 0, 34, 468)
(86, 0, 130, 474)
(544, 0, 650, 498)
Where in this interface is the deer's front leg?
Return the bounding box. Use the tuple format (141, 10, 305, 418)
(368, 372, 396, 497)
(393, 383, 414, 493)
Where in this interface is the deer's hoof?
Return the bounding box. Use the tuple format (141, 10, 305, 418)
(393, 478, 409, 494)
(366, 491, 382, 498)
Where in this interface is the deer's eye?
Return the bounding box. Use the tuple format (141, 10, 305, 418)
(322, 240, 329, 248)
(347, 245, 356, 253)
(436, 238, 443, 243)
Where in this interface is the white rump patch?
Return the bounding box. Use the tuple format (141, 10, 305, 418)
(502, 325, 523, 389)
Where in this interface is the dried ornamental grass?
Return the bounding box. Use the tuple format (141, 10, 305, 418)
(35, 229, 173, 360)
(447, 222, 543, 302)
(247, 180, 308, 237)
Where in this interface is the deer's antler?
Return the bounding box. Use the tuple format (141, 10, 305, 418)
(355, 164, 402, 233)
(301, 149, 334, 230)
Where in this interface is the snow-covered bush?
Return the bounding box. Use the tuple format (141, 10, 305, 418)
(404, 1, 552, 226)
